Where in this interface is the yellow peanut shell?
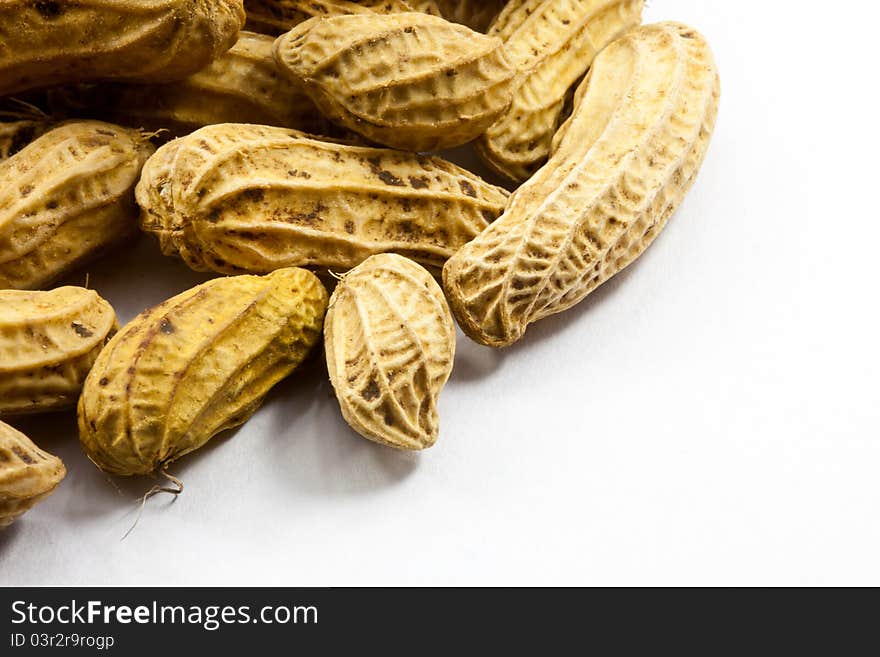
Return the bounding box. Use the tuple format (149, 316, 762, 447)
(0, 286, 118, 416)
(0, 0, 246, 96)
(0, 121, 154, 290)
(444, 23, 721, 347)
(136, 123, 508, 275)
(325, 254, 455, 450)
(49, 32, 331, 138)
(244, 0, 417, 35)
(273, 12, 517, 151)
(78, 268, 327, 476)
(0, 420, 66, 528)
(477, 0, 644, 182)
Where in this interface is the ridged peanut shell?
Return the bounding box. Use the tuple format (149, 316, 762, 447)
(0, 286, 118, 415)
(0, 0, 246, 96)
(444, 23, 721, 347)
(0, 421, 66, 528)
(136, 123, 508, 275)
(0, 121, 155, 290)
(78, 268, 328, 476)
(273, 13, 517, 151)
(49, 32, 330, 138)
(245, 0, 419, 35)
(325, 254, 454, 450)
(477, 0, 644, 182)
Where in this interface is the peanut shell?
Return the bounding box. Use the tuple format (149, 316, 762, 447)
(0, 0, 246, 96)
(136, 123, 508, 275)
(273, 12, 517, 151)
(0, 420, 66, 528)
(325, 254, 455, 450)
(0, 121, 154, 290)
(78, 267, 328, 476)
(0, 286, 118, 415)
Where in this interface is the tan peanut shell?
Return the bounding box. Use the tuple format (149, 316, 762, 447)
(429, 0, 508, 32)
(325, 254, 455, 450)
(78, 267, 327, 476)
(0, 421, 66, 528)
(273, 13, 517, 151)
(444, 23, 721, 347)
(0, 287, 118, 416)
(49, 32, 330, 138)
(244, 0, 417, 35)
(136, 123, 508, 275)
(477, 0, 644, 182)
(0, 0, 246, 96)
(0, 121, 154, 291)
(0, 120, 49, 162)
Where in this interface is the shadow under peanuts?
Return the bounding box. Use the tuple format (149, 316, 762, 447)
(0, 517, 23, 551)
(265, 346, 419, 497)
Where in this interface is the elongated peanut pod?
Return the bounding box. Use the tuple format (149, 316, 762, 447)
(78, 268, 327, 476)
(136, 123, 508, 275)
(0, 0, 246, 96)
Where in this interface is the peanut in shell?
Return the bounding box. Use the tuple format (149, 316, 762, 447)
(0, 420, 66, 528)
(325, 254, 455, 450)
(0, 121, 154, 290)
(135, 123, 508, 275)
(0, 286, 118, 416)
(78, 267, 328, 477)
(0, 0, 246, 96)
(273, 12, 518, 152)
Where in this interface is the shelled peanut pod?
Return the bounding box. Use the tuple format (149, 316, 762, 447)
(0, 120, 49, 162)
(444, 23, 721, 347)
(0, 0, 246, 96)
(427, 0, 508, 32)
(476, 0, 644, 182)
(136, 123, 508, 275)
(0, 121, 154, 290)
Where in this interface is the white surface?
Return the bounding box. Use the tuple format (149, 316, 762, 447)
(3, 0, 879, 586)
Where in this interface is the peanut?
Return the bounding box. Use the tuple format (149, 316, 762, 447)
(244, 0, 417, 35)
(49, 32, 331, 138)
(0, 0, 245, 96)
(78, 268, 327, 477)
(135, 123, 508, 275)
(0, 286, 118, 416)
(0, 121, 154, 290)
(476, 0, 644, 182)
(0, 420, 66, 528)
(444, 23, 721, 347)
(273, 13, 517, 151)
(325, 254, 454, 450)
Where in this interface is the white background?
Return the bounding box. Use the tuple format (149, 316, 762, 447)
(3, 0, 879, 586)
